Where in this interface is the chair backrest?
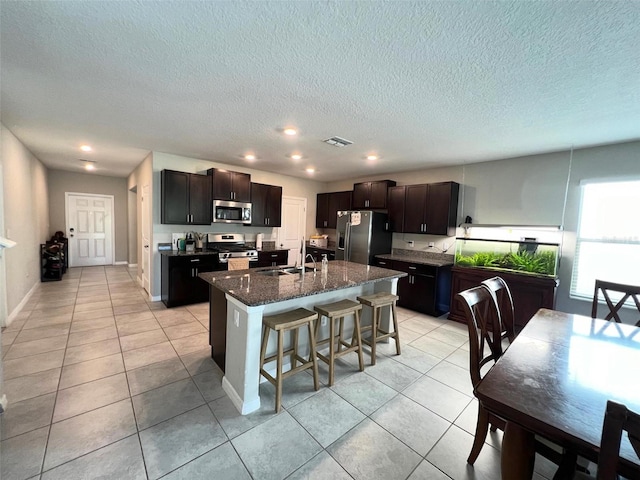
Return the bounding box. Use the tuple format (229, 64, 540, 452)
(596, 400, 640, 480)
(481, 276, 516, 343)
(456, 285, 506, 388)
(592, 280, 640, 326)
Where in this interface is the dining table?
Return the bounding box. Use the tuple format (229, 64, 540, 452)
(475, 308, 640, 480)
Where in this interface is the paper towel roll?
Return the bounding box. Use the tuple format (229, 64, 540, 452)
(256, 233, 263, 250)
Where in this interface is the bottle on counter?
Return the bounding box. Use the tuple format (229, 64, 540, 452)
(321, 254, 329, 274)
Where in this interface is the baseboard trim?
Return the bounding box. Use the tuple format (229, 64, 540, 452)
(5, 281, 39, 327)
(128, 263, 138, 268)
(150, 295, 161, 302)
(114, 261, 128, 265)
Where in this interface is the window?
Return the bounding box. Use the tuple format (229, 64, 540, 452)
(571, 180, 640, 300)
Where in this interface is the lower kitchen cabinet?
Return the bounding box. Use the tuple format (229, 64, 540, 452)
(307, 246, 335, 262)
(448, 266, 558, 331)
(375, 258, 452, 316)
(255, 250, 288, 267)
(161, 254, 220, 307)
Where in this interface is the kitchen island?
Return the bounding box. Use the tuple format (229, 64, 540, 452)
(199, 261, 406, 414)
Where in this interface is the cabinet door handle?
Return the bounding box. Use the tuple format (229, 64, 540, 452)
(409, 266, 416, 270)
(190, 258, 200, 262)
(379, 261, 386, 265)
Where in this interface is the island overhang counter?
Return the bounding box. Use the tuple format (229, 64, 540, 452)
(199, 261, 406, 414)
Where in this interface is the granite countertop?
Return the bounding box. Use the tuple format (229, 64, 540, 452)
(198, 260, 406, 307)
(159, 249, 220, 257)
(376, 249, 454, 267)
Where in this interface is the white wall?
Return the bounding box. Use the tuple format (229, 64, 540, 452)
(148, 152, 326, 298)
(127, 152, 154, 288)
(1, 124, 49, 325)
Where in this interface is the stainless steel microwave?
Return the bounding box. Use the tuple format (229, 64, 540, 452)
(212, 200, 252, 225)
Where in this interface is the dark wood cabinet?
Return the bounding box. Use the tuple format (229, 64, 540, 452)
(251, 183, 282, 227)
(386, 181, 459, 235)
(426, 182, 459, 236)
(375, 258, 452, 316)
(256, 250, 288, 267)
(307, 246, 335, 262)
(448, 266, 558, 331)
(161, 254, 219, 307)
(404, 184, 429, 233)
(352, 180, 396, 209)
(207, 168, 251, 202)
(161, 170, 212, 225)
(316, 191, 352, 228)
(387, 186, 406, 232)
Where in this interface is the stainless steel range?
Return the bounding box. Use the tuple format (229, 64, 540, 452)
(206, 233, 258, 264)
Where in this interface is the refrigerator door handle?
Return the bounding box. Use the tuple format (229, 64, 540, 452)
(344, 222, 352, 261)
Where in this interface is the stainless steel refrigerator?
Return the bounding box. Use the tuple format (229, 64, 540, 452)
(335, 211, 392, 265)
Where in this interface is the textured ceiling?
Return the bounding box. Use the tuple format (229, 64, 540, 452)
(1, 1, 639, 180)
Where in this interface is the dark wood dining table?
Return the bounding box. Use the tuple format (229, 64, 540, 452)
(475, 308, 640, 480)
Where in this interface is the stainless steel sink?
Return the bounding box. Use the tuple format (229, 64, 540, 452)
(256, 266, 315, 276)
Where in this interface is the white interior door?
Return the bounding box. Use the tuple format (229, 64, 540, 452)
(66, 193, 114, 267)
(141, 184, 151, 293)
(277, 196, 307, 266)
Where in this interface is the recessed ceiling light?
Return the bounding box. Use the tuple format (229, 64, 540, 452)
(80, 145, 92, 152)
(306, 167, 315, 174)
(283, 127, 298, 136)
(367, 154, 378, 161)
(244, 154, 256, 161)
(291, 154, 302, 161)
(79, 159, 96, 171)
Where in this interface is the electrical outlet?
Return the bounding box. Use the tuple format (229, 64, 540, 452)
(428, 242, 435, 248)
(408, 241, 414, 247)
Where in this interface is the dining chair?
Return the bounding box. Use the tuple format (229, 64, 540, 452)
(480, 276, 516, 346)
(456, 285, 511, 464)
(457, 284, 578, 478)
(591, 280, 640, 326)
(574, 400, 640, 480)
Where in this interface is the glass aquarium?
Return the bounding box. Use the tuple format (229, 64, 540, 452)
(454, 237, 560, 277)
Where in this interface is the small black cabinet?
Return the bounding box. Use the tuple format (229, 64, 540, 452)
(375, 258, 452, 316)
(316, 191, 352, 228)
(352, 180, 396, 209)
(161, 170, 212, 225)
(208, 168, 251, 202)
(161, 254, 220, 307)
(256, 250, 288, 267)
(307, 246, 335, 262)
(251, 183, 282, 227)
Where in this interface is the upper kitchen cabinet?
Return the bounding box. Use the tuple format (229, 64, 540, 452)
(207, 168, 251, 202)
(352, 180, 396, 209)
(387, 186, 406, 232)
(404, 182, 459, 235)
(316, 191, 352, 228)
(251, 182, 282, 227)
(161, 170, 212, 225)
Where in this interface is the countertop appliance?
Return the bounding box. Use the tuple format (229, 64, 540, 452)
(335, 211, 392, 265)
(213, 200, 252, 225)
(206, 233, 258, 265)
(309, 235, 328, 248)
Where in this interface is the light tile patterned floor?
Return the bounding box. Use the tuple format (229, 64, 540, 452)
(0, 265, 558, 480)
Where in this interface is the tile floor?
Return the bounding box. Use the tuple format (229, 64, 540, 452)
(0, 265, 560, 480)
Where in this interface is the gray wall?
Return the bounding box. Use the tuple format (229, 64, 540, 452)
(48, 170, 129, 263)
(1, 124, 49, 324)
(327, 140, 640, 320)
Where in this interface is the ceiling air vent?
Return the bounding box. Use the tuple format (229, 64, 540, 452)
(323, 136, 353, 147)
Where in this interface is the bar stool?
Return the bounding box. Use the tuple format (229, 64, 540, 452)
(313, 299, 365, 386)
(357, 292, 401, 365)
(259, 308, 320, 413)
